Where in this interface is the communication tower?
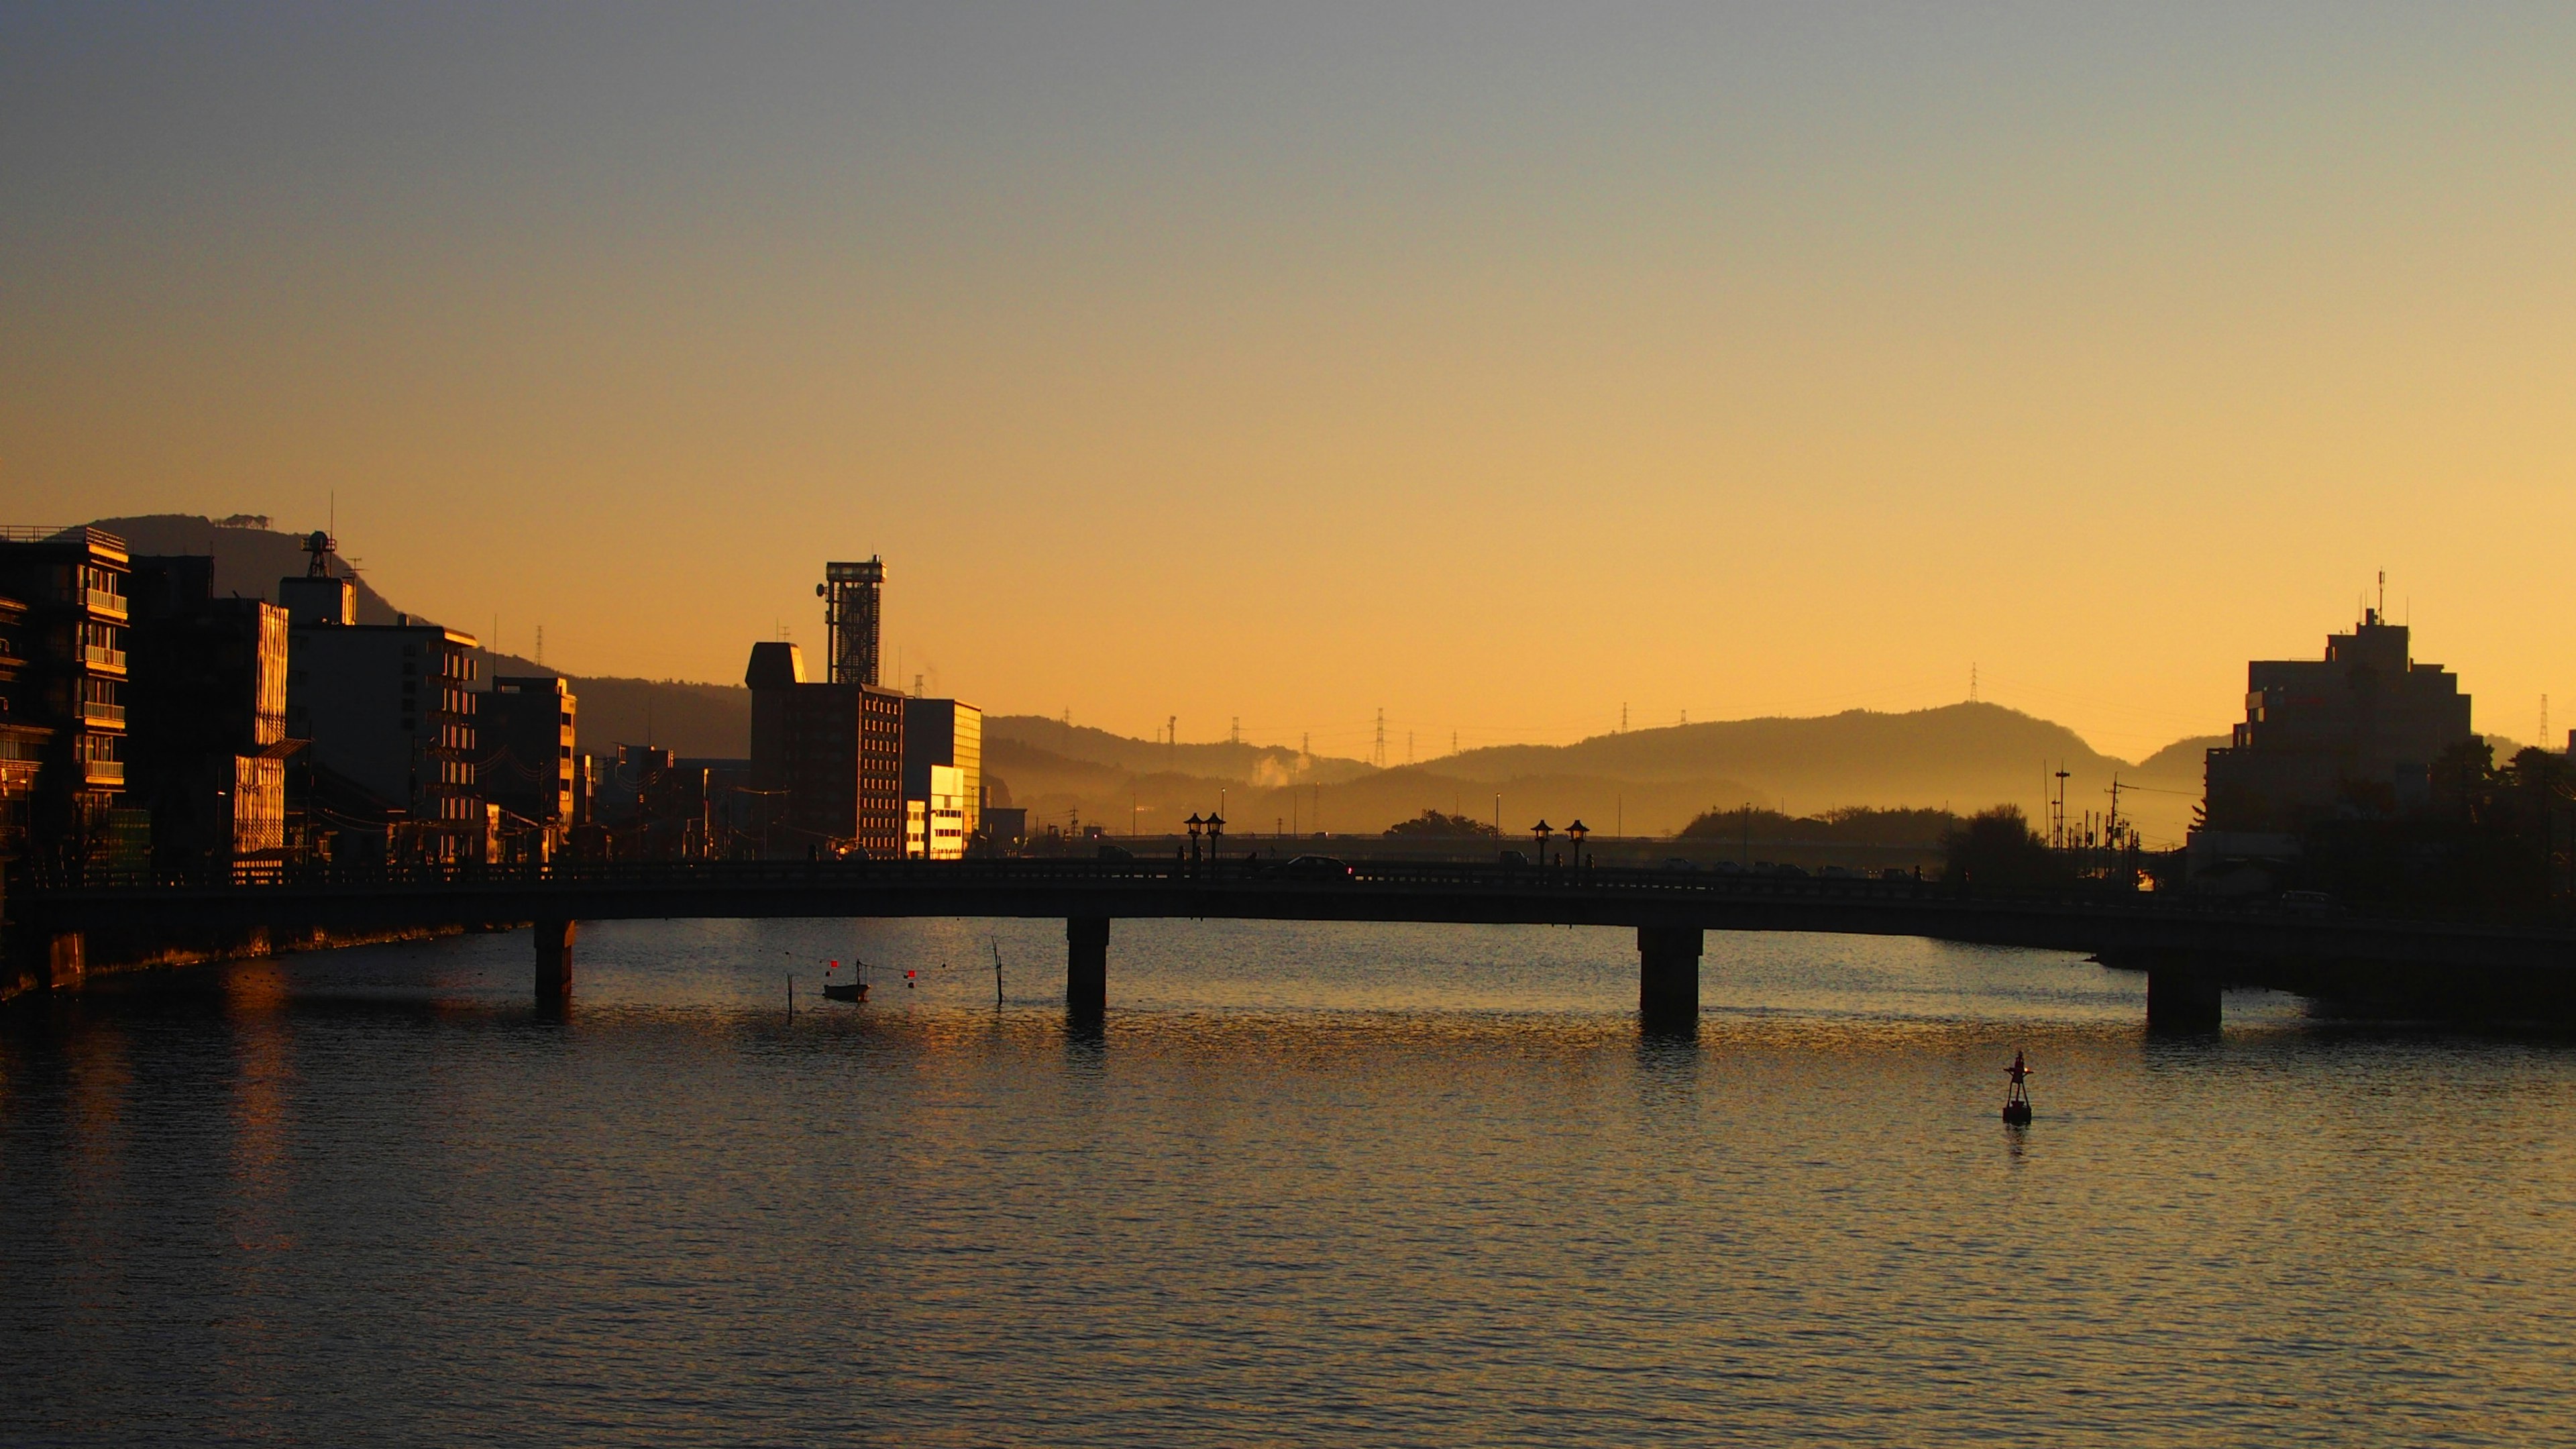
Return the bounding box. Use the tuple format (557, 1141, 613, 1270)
(815, 557, 885, 686)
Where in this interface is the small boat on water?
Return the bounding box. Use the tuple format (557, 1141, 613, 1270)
(822, 958, 868, 1003)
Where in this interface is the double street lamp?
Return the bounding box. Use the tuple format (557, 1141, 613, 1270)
(1184, 810, 1228, 867)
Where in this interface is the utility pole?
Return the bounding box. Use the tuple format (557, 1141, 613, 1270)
(2053, 766, 2070, 851)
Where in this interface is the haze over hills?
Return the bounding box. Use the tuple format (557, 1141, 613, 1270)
(990, 704, 2214, 847)
(83, 515, 2224, 841)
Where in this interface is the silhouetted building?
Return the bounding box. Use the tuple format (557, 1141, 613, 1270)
(745, 641, 904, 857)
(478, 676, 577, 845)
(0, 594, 42, 862)
(902, 696, 982, 844)
(125, 555, 292, 871)
(979, 804, 1027, 853)
(2197, 609, 2473, 857)
(0, 527, 133, 865)
(283, 570, 482, 860)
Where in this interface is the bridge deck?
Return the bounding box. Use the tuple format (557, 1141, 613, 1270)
(23, 858, 2576, 979)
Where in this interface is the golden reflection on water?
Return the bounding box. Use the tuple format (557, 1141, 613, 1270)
(224, 961, 294, 1242)
(7, 924, 2576, 1446)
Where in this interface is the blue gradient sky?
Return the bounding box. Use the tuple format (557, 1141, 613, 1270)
(5, 4, 2572, 760)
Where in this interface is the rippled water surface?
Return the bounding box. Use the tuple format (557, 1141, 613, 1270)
(5, 918, 2573, 1446)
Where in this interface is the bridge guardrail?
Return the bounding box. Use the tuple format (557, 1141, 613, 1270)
(15, 853, 2475, 926)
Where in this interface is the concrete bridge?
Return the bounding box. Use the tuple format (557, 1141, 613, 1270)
(15, 859, 2576, 1028)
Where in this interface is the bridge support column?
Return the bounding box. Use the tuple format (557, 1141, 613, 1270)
(1067, 916, 1110, 1018)
(535, 919, 576, 999)
(1638, 925, 1702, 1028)
(2145, 965, 2221, 1032)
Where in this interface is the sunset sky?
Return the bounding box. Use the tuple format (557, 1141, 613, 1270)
(5, 4, 2571, 761)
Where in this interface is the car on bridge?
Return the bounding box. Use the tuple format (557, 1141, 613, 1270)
(1278, 855, 1355, 882)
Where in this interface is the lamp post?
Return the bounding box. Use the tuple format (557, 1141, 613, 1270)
(1566, 819, 1589, 871)
(1532, 819, 1554, 868)
(1185, 812, 1203, 866)
(1207, 812, 1226, 864)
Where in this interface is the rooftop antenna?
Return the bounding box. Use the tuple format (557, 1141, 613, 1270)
(2378, 570, 2385, 620)
(301, 527, 337, 578)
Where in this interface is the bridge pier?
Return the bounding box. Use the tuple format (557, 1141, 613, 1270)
(1067, 916, 1110, 1018)
(1638, 925, 1703, 1028)
(535, 919, 576, 999)
(2145, 965, 2222, 1032)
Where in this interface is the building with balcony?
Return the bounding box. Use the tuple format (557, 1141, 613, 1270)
(0, 527, 133, 863)
(0, 594, 42, 861)
(282, 572, 482, 861)
(125, 555, 292, 871)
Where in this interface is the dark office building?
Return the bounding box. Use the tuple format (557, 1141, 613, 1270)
(0, 594, 42, 861)
(125, 555, 292, 871)
(745, 641, 903, 857)
(282, 571, 483, 860)
(478, 676, 577, 841)
(2199, 608, 2474, 846)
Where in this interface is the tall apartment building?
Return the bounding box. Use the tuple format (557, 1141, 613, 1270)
(125, 555, 291, 871)
(902, 696, 982, 847)
(478, 675, 578, 841)
(0, 527, 132, 862)
(745, 641, 903, 857)
(2199, 608, 2474, 847)
(0, 595, 42, 860)
(281, 572, 483, 859)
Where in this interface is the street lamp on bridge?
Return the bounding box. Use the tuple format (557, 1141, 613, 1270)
(1566, 819, 1590, 871)
(1532, 819, 1553, 866)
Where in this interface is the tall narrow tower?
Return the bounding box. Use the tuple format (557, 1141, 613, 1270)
(816, 557, 884, 686)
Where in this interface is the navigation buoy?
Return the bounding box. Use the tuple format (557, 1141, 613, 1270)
(2002, 1049, 2034, 1125)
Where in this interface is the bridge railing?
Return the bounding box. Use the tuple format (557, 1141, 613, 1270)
(13, 852, 2284, 919)
(25, 853, 2576, 934)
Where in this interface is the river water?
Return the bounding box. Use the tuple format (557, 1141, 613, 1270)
(4, 918, 2572, 1446)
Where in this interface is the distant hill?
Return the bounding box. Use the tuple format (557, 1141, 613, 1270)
(2135, 735, 2226, 781)
(983, 704, 2223, 846)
